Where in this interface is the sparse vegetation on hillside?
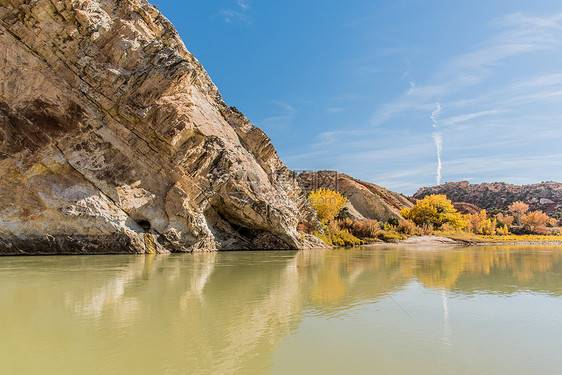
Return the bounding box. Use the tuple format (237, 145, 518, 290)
(303, 190, 408, 245)
(402, 193, 562, 241)
(414, 181, 562, 218)
(303, 188, 562, 247)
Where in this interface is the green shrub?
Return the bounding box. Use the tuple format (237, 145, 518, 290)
(330, 228, 364, 246)
(313, 230, 332, 245)
(387, 217, 399, 227)
(313, 223, 364, 247)
(376, 230, 407, 242)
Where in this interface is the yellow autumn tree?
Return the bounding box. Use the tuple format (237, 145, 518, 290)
(466, 210, 497, 235)
(494, 213, 512, 235)
(308, 188, 347, 224)
(508, 201, 529, 224)
(495, 212, 514, 227)
(521, 210, 549, 233)
(401, 194, 465, 229)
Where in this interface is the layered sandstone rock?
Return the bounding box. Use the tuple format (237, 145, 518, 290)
(299, 171, 413, 222)
(0, 0, 323, 254)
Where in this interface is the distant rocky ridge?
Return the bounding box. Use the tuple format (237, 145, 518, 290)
(414, 181, 562, 216)
(0, 0, 325, 254)
(299, 171, 413, 222)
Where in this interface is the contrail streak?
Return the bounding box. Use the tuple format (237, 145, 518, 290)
(433, 132, 442, 185)
(431, 102, 442, 185)
(431, 102, 441, 127)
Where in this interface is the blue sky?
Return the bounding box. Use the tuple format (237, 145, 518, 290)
(151, 0, 562, 195)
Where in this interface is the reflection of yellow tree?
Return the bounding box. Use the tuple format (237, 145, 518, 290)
(308, 250, 407, 306)
(310, 257, 347, 304)
(303, 247, 562, 306)
(510, 249, 557, 281)
(399, 251, 469, 289)
(397, 247, 562, 289)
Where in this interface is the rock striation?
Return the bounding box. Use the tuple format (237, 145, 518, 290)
(0, 0, 324, 254)
(299, 171, 413, 222)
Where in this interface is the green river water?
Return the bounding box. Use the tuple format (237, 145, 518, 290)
(1, 246, 562, 374)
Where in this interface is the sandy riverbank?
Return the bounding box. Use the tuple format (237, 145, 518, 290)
(361, 235, 562, 248)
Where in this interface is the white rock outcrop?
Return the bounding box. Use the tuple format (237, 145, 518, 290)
(0, 0, 323, 254)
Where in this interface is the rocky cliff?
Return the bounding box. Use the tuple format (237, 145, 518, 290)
(0, 0, 323, 254)
(299, 171, 413, 222)
(414, 181, 562, 216)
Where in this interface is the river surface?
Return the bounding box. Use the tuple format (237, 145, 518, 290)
(1, 246, 562, 374)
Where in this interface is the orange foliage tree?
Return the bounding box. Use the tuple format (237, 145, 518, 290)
(521, 211, 550, 233)
(508, 201, 529, 224)
(338, 218, 380, 238)
(495, 212, 514, 227)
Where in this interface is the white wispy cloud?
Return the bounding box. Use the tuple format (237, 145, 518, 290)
(407, 81, 415, 95)
(237, 0, 250, 9)
(446, 73, 562, 110)
(492, 12, 562, 33)
(510, 73, 562, 89)
(440, 110, 505, 126)
(219, 0, 251, 24)
(383, 12, 562, 190)
(271, 101, 295, 114)
(282, 11, 562, 194)
(409, 12, 562, 102)
(369, 100, 434, 127)
(443, 153, 562, 177)
(259, 101, 296, 131)
(446, 13, 561, 75)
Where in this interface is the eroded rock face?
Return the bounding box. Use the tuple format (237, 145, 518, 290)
(0, 0, 323, 254)
(299, 171, 413, 222)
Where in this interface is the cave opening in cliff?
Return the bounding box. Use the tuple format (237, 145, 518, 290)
(137, 220, 152, 231)
(230, 223, 253, 237)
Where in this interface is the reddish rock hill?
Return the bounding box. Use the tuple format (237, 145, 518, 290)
(414, 181, 562, 216)
(453, 202, 482, 215)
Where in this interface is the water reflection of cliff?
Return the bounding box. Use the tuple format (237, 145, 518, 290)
(1, 246, 562, 374)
